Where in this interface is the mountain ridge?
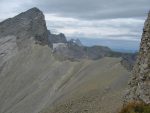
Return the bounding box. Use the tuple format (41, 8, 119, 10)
(0, 7, 141, 113)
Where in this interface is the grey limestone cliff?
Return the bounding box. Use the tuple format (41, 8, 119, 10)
(48, 31, 67, 44)
(0, 7, 50, 77)
(126, 11, 150, 104)
(0, 7, 49, 47)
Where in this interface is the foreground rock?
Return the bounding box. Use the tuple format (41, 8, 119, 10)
(126, 11, 150, 104)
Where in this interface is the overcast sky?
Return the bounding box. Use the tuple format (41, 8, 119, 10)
(0, 0, 149, 42)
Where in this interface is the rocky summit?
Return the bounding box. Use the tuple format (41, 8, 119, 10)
(0, 8, 49, 75)
(0, 7, 49, 47)
(126, 11, 150, 104)
(48, 31, 67, 44)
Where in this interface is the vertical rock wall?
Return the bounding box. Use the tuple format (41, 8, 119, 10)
(127, 11, 150, 104)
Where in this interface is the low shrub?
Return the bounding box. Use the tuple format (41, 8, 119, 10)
(119, 101, 150, 113)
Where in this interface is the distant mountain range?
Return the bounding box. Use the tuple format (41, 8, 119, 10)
(67, 37, 140, 53)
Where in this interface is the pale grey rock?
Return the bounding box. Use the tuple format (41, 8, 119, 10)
(0, 7, 49, 48)
(48, 31, 67, 44)
(0, 36, 18, 75)
(126, 11, 150, 104)
(0, 7, 49, 76)
(0, 36, 18, 61)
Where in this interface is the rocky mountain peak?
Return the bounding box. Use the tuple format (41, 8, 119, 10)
(68, 39, 83, 46)
(126, 11, 150, 104)
(48, 31, 67, 44)
(15, 7, 43, 19)
(0, 7, 48, 48)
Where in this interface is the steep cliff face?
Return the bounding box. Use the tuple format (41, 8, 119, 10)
(127, 11, 150, 104)
(48, 31, 67, 44)
(0, 8, 50, 78)
(0, 7, 49, 47)
(68, 39, 83, 46)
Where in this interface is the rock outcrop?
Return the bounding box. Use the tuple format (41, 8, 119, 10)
(48, 31, 67, 44)
(126, 11, 150, 104)
(53, 43, 114, 61)
(68, 39, 83, 46)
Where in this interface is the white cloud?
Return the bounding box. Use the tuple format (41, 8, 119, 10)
(45, 14, 78, 22)
(45, 15, 145, 41)
(0, 0, 32, 21)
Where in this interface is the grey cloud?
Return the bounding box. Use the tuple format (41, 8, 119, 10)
(45, 17, 144, 40)
(0, 0, 148, 44)
(23, 0, 150, 20)
(106, 34, 140, 39)
(1, 0, 149, 20)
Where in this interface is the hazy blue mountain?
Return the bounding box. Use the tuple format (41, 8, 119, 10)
(67, 38, 140, 53)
